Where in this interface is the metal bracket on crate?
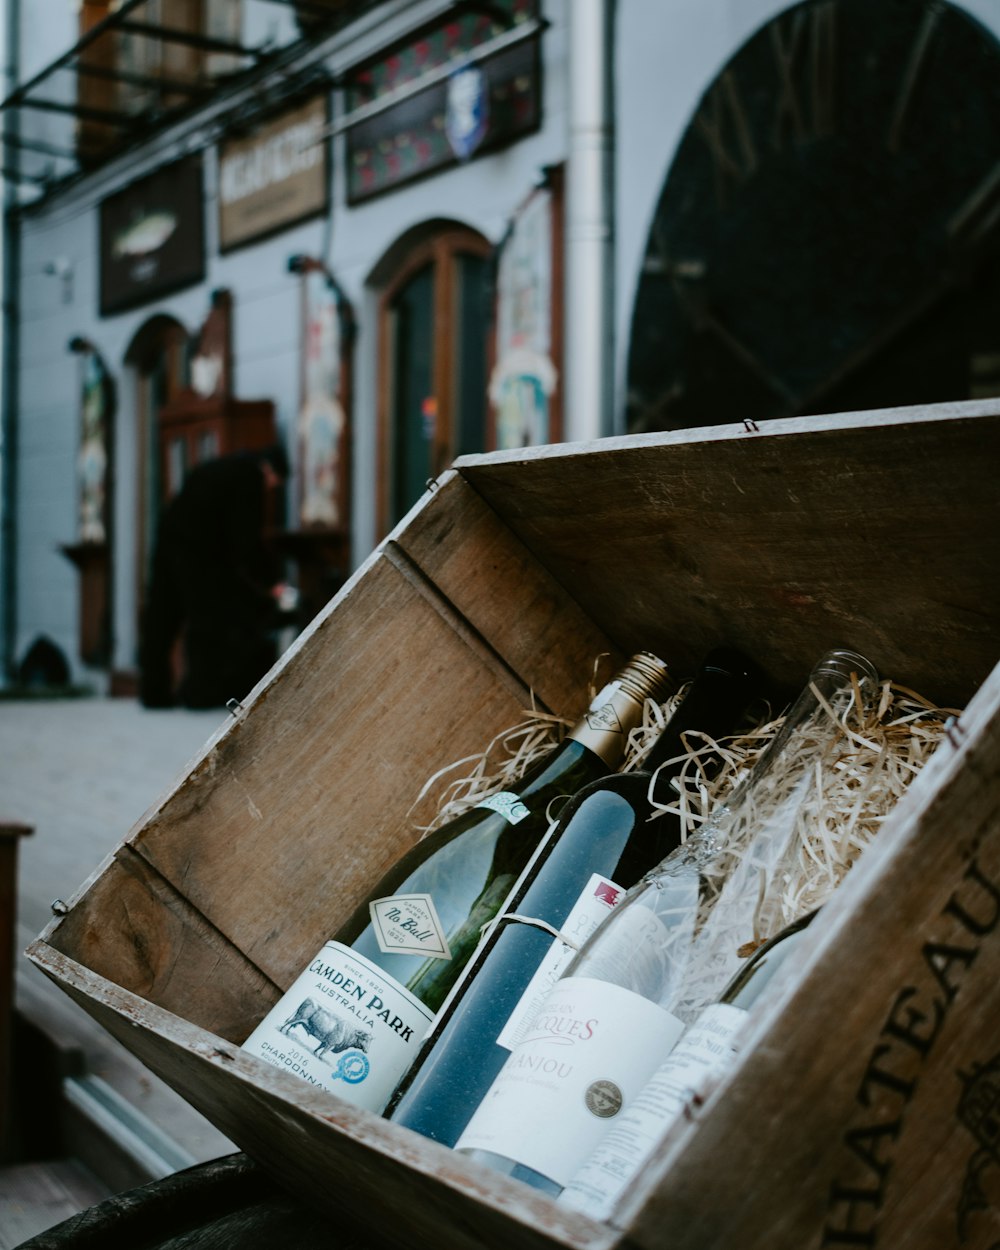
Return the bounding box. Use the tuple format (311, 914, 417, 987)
(743, 419, 760, 433)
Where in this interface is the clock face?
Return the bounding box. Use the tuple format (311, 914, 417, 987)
(625, 0, 1000, 432)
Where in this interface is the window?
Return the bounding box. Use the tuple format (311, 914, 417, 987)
(76, 0, 242, 161)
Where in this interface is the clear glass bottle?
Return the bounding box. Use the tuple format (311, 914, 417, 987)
(456, 648, 877, 1194)
(560, 908, 819, 1220)
(385, 648, 760, 1146)
(241, 651, 672, 1114)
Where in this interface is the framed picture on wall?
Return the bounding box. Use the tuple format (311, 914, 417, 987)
(99, 156, 205, 316)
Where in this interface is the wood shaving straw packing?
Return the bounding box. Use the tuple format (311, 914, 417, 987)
(412, 662, 958, 944)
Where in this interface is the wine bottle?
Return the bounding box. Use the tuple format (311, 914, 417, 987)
(385, 648, 760, 1146)
(456, 648, 877, 1193)
(241, 651, 671, 1113)
(560, 908, 818, 1221)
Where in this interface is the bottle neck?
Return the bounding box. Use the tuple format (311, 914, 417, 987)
(643, 652, 758, 777)
(565, 682, 647, 770)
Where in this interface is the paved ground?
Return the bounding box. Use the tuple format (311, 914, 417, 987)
(0, 695, 238, 1180)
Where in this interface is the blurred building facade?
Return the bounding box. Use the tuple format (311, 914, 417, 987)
(2, 0, 999, 694)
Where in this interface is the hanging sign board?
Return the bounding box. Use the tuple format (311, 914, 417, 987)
(218, 96, 329, 252)
(99, 157, 205, 316)
(346, 1, 541, 204)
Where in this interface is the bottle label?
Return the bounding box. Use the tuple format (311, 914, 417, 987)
(569, 681, 633, 767)
(369, 892, 452, 959)
(585, 682, 626, 734)
(456, 976, 684, 1188)
(559, 1002, 747, 1220)
(497, 874, 627, 1051)
(241, 940, 435, 1112)
(574, 895, 684, 991)
(475, 790, 530, 824)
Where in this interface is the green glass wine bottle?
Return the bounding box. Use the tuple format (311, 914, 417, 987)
(241, 651, 672, 1112)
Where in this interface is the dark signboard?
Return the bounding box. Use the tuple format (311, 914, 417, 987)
(346, 1, 541, 204)
(99, 157, 205, 316)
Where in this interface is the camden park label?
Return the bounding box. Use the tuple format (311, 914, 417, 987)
(822, 851, 1000, 1248)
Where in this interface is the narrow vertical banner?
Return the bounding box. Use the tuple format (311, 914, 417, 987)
(77, 349, 113, 545)
(490, 173, 562, 449)
(298, 267, 351, 532)
(59, 341, 115, 669)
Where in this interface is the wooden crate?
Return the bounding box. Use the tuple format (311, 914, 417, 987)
(26, 400, 1000, 1250)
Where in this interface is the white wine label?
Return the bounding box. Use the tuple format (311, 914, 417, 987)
(456, 976, 684, 1188)
(497, 874, 627, 1051)
(576, 896, 686, 990)
(369, 893, 451, 959)
(475, 790, 530, 824)
(241, 941, 434, 1112)
(559, 1002, 747, 1220)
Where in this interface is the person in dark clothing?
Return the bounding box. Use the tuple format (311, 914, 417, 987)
(140, 445, 289, 710)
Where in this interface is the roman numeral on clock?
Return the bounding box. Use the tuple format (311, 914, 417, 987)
(886, 5, 943, 153)
(948, 160, 1000, 250)
(770, 0, 836, 150)
(696, 71, 757, 207)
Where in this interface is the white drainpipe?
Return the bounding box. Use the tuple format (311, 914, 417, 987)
(563, 0, 614, 443)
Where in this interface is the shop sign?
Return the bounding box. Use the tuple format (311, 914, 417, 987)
(99, 157, 204, 316)
(347, 0, 540, 204)
(218, 96, 329, 252)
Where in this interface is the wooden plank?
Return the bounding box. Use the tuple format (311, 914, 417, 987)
(455, 401, 1000, 707)
(616, 660, 1000, 1250)
(390, 473, 621, 709)
(25, 944, 618, 1250)
(43, 853, 277, 1044)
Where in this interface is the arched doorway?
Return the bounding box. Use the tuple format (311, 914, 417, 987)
(111, 314, 189, 693)
(372, 221, 493, 533)
(625, 0, 1000, 433)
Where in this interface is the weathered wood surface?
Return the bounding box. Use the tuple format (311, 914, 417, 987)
(391, 473, 621, 703)
(44, 852, 277, 1044)
(456, 400, 1000, 707)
